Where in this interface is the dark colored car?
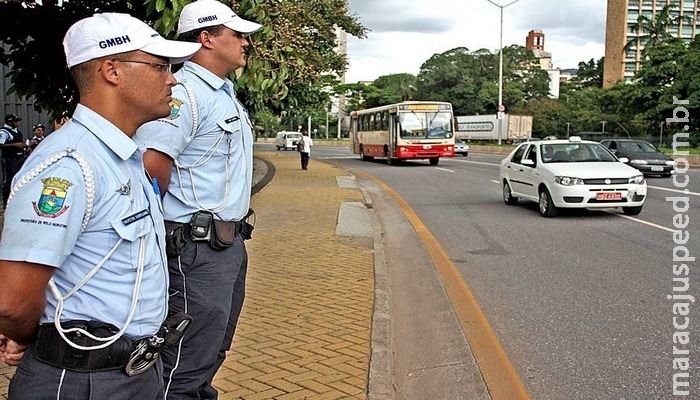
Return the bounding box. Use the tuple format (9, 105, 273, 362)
(600, 139, 674, 177)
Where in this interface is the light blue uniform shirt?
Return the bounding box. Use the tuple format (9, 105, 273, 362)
(134, 61, 253, 222)
(0, 105, 168, 338)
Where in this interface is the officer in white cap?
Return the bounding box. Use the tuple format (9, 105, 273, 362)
(0, 12, 199, 399)
(135, 0, 261, 398)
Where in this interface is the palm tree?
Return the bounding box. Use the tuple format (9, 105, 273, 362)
(623, 3, 694, 57)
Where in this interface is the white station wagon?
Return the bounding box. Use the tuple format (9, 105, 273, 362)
(499, 137, 647, 217)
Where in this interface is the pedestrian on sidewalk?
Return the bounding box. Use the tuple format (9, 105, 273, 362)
(0, 12, 199, 399)
(0, 113, 28, 209)
(298, 129, 313, 170)
(134, 0, 261, 398)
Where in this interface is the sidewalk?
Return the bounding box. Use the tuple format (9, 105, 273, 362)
(0, 149, 379, 400)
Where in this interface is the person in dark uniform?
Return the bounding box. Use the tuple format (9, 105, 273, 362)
(0, 113, 28, 208)
(26, 123, 47, 153)
(0, 12, 200, 400)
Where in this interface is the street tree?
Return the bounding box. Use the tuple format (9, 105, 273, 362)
(0, 0, 366, 125)
(623, 3, 692, 57)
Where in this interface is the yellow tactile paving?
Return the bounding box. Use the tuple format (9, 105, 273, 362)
(0, 149, 375, 400)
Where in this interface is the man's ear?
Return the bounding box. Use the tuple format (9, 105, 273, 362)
(199, 31, 215, 48)
(100, 59, 121, 85)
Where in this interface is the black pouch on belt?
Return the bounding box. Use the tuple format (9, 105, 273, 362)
(210, 219, 234, 250)
(164, 221, 187, 258)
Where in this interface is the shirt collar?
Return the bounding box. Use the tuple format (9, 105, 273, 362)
(180, 61, 235, 96)
(71, 104, 138, 161)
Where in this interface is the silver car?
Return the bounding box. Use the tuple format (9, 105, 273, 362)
(454, 139, 469, 156)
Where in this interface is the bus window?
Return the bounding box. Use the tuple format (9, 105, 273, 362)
(399, 112, 425, 138)
(380, 111, 389, 130)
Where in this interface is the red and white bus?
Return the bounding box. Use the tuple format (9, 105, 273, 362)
(350, 101, 455, 165)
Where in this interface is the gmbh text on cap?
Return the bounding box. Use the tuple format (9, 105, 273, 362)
(4, 114, 21, 123)
(177, 0, 262, 35)
(63, 12, 202, 68)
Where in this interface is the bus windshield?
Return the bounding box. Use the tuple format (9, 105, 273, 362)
(399, 111, 453, 139)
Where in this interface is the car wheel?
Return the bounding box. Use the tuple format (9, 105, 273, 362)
(429, 158, 439, 166)
(622, 206, 643, 216)
(503, 181, 518, 205)
(539, 188, 558, 217)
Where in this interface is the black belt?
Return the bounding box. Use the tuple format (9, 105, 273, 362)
(33, 321, 134, 372)
(166, 220, 245, 238)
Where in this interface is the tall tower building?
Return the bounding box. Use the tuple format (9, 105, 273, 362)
(525, 30, 559, 98)
(603, 0, 699, 88)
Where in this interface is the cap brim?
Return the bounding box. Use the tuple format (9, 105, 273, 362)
(224, 16, 262, 34)
(141, 37, 202, 65)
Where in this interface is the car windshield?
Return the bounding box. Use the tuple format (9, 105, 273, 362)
(619, 141, 657, 153)
(542, 143, 617, 163)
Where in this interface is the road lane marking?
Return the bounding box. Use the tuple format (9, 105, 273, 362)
(607, 213, 677, 233)
(435, 167, 454, 173)
(648, 185, 700, 197)
(357, 170, 531, 400)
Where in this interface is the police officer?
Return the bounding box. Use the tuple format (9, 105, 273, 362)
(135, 0, 261, 397)
(26, 123, 48, 153)
(0, 113, 28, 208)
(0, 13, 199, 400)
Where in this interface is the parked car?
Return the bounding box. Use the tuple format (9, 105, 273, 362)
(454, 139, 469, 156)
(275, 131, 302, 151)
(599, 139, 674, 177)
(499, 136, 647, 217)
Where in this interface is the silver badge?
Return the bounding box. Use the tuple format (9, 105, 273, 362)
(116, 180, 131, 195)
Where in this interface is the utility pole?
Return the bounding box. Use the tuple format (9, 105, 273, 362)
(566, 122, 571, 137)
(486, 0, 522, 145)
(600, 121, 607, 133)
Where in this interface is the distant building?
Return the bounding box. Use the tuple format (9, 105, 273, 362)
(559, 68, 578, 82)
(603, 0, 699, 88)
(525, 30, 560, 98)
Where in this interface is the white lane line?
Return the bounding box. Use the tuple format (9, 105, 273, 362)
(446, 159, 500, 167)
(436, 167, 454, 173)
(648, 185, 700, 197)
(491, 179, 500, 184)
(610, 213, 677, 233)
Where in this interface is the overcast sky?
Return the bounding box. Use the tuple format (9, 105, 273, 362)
(345, 0, 606, 83)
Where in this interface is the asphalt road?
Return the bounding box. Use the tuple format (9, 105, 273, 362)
(293, 143, 700, 400)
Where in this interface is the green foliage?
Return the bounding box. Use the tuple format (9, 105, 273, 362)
(416, 45, 550, 116)
(570, 57, 604, 89)
(0, 0, 367, 126)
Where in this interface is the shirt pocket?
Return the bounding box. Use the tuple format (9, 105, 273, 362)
(107, 208, 154, 274)
(214, 117, 242, 156)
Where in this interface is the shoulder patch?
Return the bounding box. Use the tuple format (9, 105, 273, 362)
(33, 177, 73, 218)
(167, 98, 185, 120)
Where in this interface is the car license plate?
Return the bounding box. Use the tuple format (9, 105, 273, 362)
(651, 166, 664, 172)
(596, 192, 622, 200)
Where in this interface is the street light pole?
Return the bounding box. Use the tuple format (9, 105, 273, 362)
(487, 0, 521, 145)
(600, 120, 607, 133)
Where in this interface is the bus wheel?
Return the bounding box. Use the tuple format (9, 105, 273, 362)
(360, 146, 373, 161)
(429, 158, 439, 166)
(386, 157, 397, 166)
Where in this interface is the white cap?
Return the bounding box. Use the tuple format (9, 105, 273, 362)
(63, 13, 202, 68)
(177, 0, 262, 35)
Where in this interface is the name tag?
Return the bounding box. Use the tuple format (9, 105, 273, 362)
(225, 116, 240, 124)
(122, 209, 150, 225)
